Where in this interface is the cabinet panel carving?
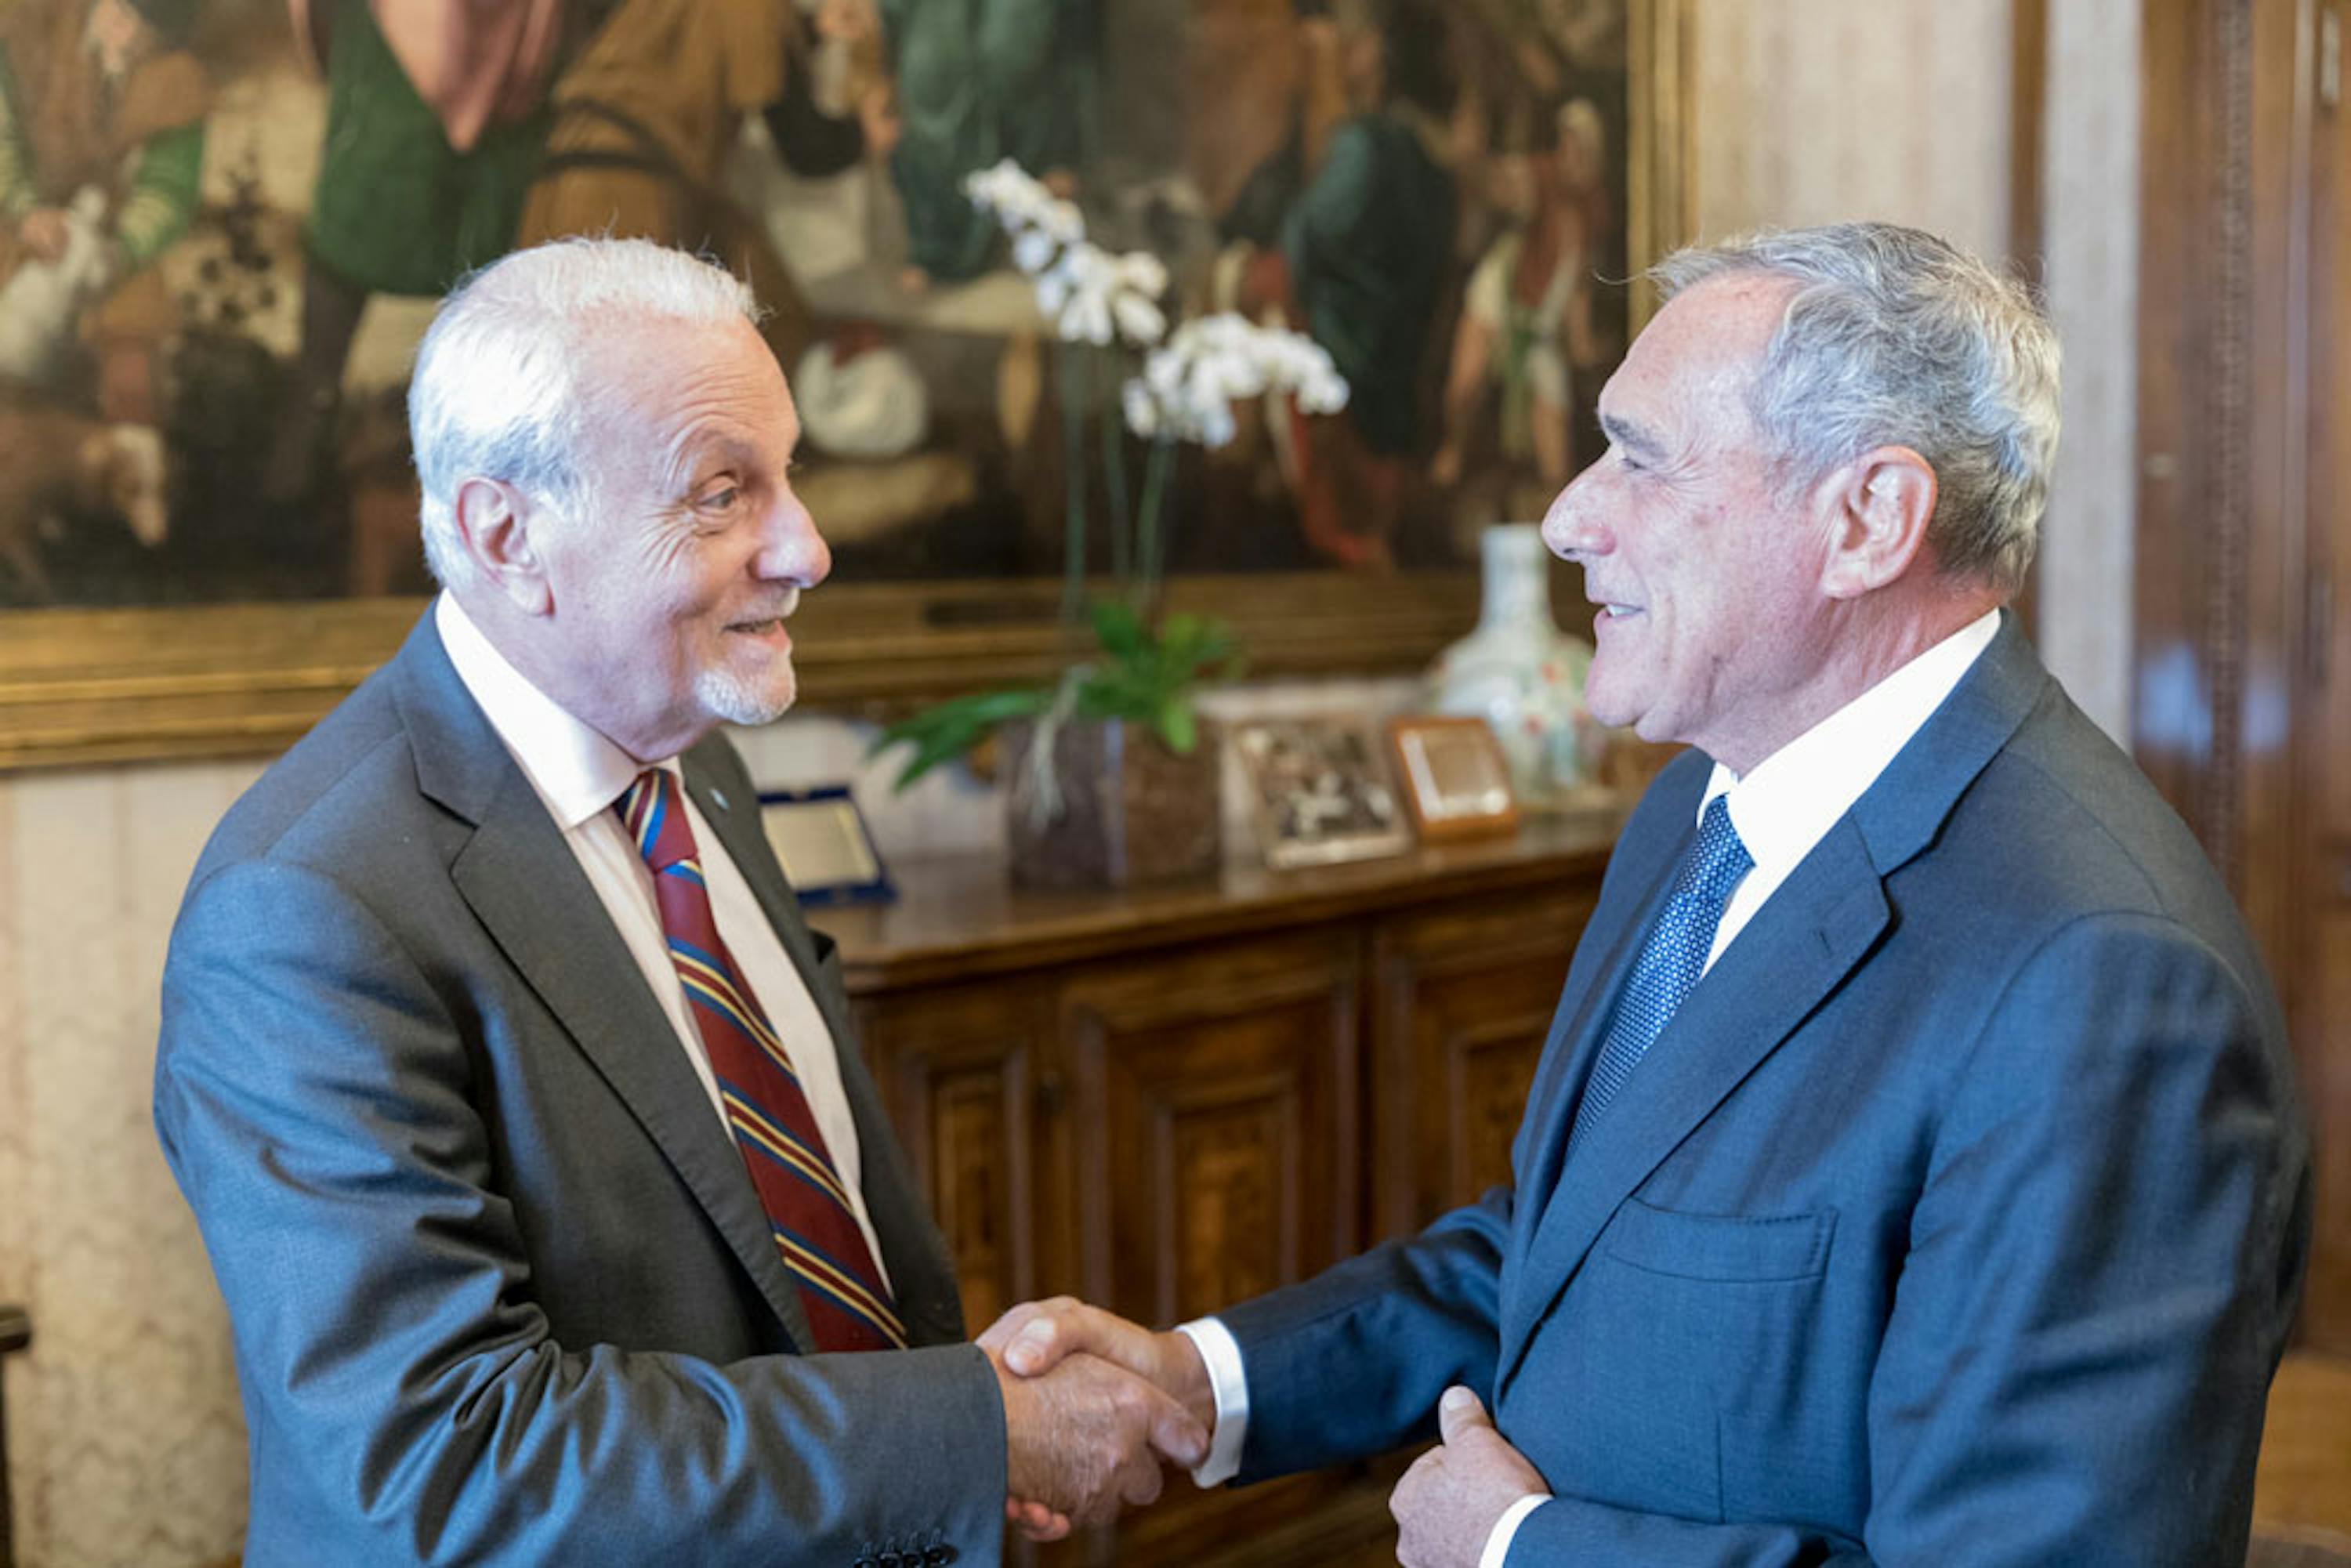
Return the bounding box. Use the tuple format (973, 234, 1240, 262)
(1373, 890, 1597, 1235)
(854, 980, 1063, 1331)
(1065, 930, 1363, 1323)
(1060, 932, 1369, 1567)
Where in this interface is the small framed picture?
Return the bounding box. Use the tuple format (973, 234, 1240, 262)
(757, 787, 896, 907)
(1233, 716, 1415, 870)
(1388, 715, 1521, 842)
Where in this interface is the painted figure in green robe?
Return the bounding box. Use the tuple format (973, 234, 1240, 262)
(879, 0, 1096, 284)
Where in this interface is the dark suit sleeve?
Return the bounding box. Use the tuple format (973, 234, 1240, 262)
(1215, 1186, 1514, 1479)
(1498, 911, 2307, 1567)
(154, 859, 1008, 1567)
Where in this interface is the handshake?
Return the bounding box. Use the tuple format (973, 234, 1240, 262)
(976, 1298, 1551, 1566)
(977, 1298, 1213, 1542)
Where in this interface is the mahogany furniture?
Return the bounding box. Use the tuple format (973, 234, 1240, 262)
(823, 812, 1622, 1566)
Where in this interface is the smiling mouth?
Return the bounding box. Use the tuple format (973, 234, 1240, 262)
(1593, 603, 1643, 619)
(726, 588, 799, 639)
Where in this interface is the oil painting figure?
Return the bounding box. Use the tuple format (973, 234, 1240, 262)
(0, 0, 1632, 611)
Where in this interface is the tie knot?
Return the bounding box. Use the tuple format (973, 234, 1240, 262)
(617, 768, 697, 871)
(1675, 793, 1753, 904)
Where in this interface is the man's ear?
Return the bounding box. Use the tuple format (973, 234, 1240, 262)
(1820, 447, 1936, 600)
(451, 477, 553, 615)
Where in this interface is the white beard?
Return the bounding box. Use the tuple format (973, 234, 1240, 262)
(694, 659, 795, 729)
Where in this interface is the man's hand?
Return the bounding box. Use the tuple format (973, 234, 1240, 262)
(987, 1333, 1208, 1543)
(983, 1298, 1218, 1541)
(1390, 1386, 1549, 1568)
(984, 1296, 1216, 1434)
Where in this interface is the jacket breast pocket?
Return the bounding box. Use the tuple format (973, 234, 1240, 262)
(1511, 1200, 1842, 1525)
(1603, 1197, 1835, 1283)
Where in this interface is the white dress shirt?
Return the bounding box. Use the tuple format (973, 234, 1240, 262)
(1182, 609, 2001, 1566)
(436, 594, 891, 1284)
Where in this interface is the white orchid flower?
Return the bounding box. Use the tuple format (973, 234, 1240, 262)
(967, 161, 1089, 277)
(1123, 378, 1161, 438)
(1035, 242, 1168, 347)
(1012, 227, 1060, 276)
(963, 158, 1052, 223)
(1123, 313, 1349, 448)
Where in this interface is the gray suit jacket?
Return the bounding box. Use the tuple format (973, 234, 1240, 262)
(1219, 616, 2311, 1565)
(156, 613, 1005, 1566)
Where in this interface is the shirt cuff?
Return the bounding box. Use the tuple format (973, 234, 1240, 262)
(1174, 1317, 1249, 1487)
(1478, 1493, 1551, 1568)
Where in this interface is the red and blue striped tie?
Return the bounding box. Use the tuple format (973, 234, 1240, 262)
(618, 769, 906, 1353)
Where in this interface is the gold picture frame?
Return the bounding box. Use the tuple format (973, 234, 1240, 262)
(1389, 713, 1520, 842)
(0, 0, 1691, 774)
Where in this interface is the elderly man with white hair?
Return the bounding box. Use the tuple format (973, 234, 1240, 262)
(154, 237, 1205, 1566)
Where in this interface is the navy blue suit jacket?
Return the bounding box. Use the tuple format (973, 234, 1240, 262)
(1221, 618, 2310, 1564)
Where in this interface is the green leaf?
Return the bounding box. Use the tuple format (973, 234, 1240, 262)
(1089, 598, 1147, 661)
(1156, 695, 1197, 754)
(1158, 612, 1205, 659)
(868, 687, 1052, 789)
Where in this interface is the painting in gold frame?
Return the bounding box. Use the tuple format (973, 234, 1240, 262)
(0, 0, 1690, 771)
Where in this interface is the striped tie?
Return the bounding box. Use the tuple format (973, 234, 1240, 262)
(618, 768, 906, 1353)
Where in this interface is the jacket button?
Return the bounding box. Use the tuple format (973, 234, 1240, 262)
(924, 1548, 955, 1566)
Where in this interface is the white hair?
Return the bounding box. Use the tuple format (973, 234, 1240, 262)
(1652, 223, 2061, 596)
(407, 237, 759, 588)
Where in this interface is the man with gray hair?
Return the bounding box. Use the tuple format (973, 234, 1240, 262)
(154, 237, 1204, 1566)
(992, 223, 2311, 1566)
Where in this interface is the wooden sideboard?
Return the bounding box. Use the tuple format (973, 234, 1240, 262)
(820, 811, 1623, 1566)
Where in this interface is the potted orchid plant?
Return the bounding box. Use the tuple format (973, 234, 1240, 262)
(872, 161, 1348, 888)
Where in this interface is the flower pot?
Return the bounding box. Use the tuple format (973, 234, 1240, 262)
(1004, 715, 1222, 889)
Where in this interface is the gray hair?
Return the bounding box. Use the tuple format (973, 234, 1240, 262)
(407, 237, 759, 589)
(1651, 223, 2060, 596)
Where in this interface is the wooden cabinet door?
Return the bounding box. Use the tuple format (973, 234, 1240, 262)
(1056, 928, 1373, 1566)
(853, 979, 1068, 1334)
(1370, 887, 1596, 1238)
(1061, 927, 1363, 1324)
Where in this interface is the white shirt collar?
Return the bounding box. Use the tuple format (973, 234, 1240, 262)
(1701, 608, 2002, 871)
(435, 592, 665, 830)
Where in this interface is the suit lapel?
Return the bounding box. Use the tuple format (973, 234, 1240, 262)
(1498, 822, 1889, 1392)
(1497, 612, 2054, 1394)
(391, 616, 817, 1346)
(1509, 822, 1684, 1240)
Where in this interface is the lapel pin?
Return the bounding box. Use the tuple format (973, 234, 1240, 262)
(709, 788, 730, 812)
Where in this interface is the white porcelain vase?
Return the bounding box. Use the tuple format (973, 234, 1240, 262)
(1428, 523, 1595, 806)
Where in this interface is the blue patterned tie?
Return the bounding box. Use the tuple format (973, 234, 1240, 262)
(1568, 793, 1753, 1150)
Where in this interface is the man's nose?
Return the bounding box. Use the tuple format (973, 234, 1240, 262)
(759, 493, 831, 588)
(1541, 472, 1607, 560)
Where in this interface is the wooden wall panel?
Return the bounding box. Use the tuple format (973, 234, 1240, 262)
(2291, 0, 2351, 1353)
(2135, 0, 2351, 1350)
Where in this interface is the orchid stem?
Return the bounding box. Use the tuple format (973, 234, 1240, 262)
(1059, 342, 1088, 632)
(1099, 347, 1131, 585)
(1136, 435, 1175, 621)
